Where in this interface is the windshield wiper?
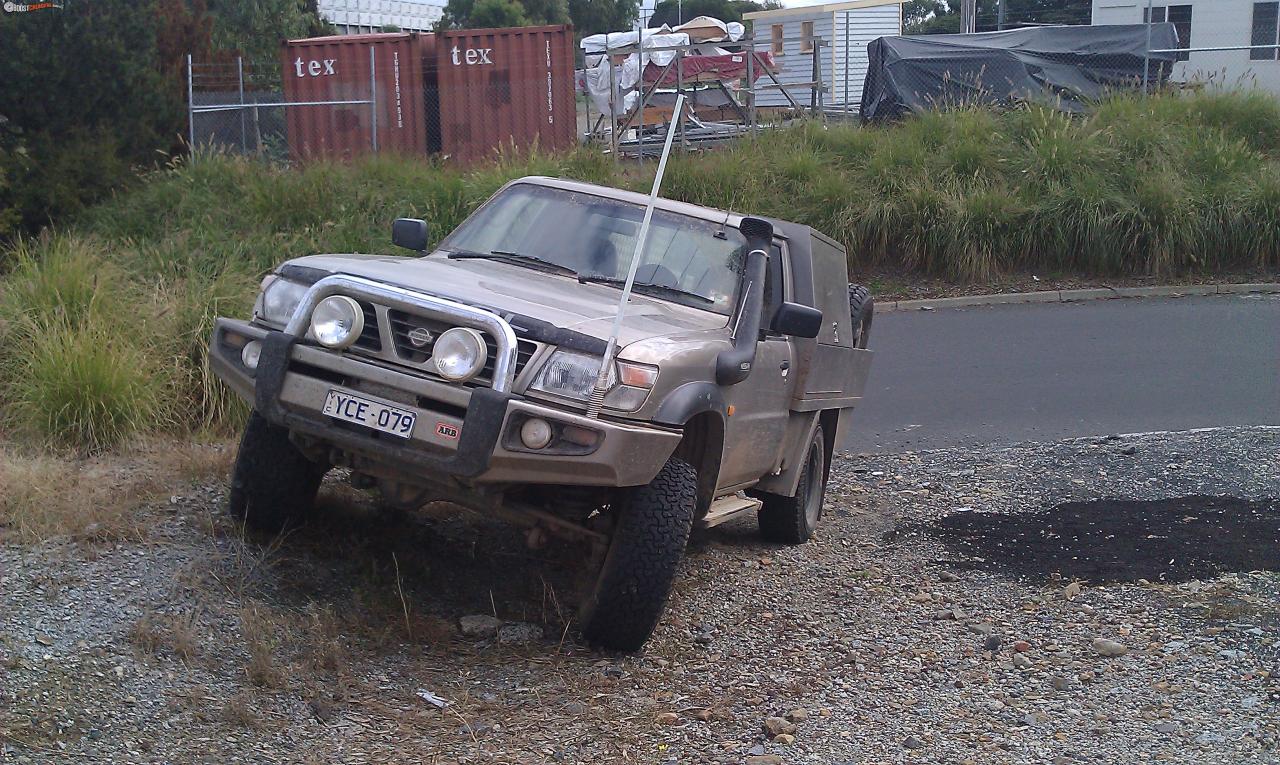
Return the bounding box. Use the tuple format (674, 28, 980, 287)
(446, 249, 578, 277)
(578, 274, 714, 304)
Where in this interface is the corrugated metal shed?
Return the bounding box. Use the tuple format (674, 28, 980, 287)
(431, 25, 577, 163)
(282, 33, 432, 160)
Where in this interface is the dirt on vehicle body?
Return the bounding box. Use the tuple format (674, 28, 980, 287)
(210, 176, 873, 650)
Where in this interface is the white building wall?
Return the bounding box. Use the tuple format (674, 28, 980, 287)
(318, 0, 445, 33)
(832, 4, 902, 108)
(1092, 0, 1280, 94)
(754, 10, 837, 107)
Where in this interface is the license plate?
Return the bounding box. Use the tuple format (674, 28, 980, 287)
(322, 390, 416, 438)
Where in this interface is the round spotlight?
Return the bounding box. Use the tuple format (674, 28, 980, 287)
(433, 327, 487, 381)
(310, 296, 364, 349)
(241, 339, 262, 370)
(520, 417, 554, 450)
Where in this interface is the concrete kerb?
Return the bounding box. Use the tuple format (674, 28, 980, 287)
(877, 283, 1280, 313)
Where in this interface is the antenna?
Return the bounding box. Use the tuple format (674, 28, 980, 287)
(586, 93, 687, 419)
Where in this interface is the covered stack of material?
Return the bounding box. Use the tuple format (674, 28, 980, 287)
(859, 24, 1181, 121)
(643, 50, 775, 86)
(579, 17, 754, 119)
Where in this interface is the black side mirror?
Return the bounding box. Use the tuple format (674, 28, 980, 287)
(772, 301, 822, 338)
(392, 218, 429, 252)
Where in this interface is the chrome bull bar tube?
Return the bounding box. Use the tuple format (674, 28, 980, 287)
(284, 274, 521, 394)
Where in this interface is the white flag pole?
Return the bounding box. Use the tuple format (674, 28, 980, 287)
(586, 93, 687, 419)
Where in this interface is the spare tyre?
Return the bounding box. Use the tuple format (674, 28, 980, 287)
(848, 284, 874, 349)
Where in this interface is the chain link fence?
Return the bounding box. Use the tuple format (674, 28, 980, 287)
(189, 57, 312, 161)
(1128, 0, 1280, 94)
(189, 12, 1280, 163)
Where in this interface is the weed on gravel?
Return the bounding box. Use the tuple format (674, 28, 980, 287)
(0, 439, 231, 543)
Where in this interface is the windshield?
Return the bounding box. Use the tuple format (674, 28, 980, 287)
(438, 183, 748, 315)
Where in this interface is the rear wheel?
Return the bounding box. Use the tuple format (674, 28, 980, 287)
(228, 412, 328, 533)
(756, 426, 827, 544)
(848, 284, 874, 349)
(578, 457, 697, 652)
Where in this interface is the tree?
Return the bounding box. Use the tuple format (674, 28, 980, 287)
(0, 0, 332, 234)
(440, 0, 562, 29)
(205, 0, 330, 64)
(441, 0, 637, 35)
(157, 0, 215, 124)
(904, 0, 1090, 34)
(568, 0, 638, 37)
(470, 0, 530, 26)
(903, 0, 950, 31)
(0, 0, 178, 231)
(645, 0, 752, 27)
(523, 0, 570, 24)
(905, 0, 961, 34)
(647, 0, 778, 28)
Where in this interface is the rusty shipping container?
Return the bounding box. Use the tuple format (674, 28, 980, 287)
(430, 25, 576, 163)
(282, 33, 431, 160)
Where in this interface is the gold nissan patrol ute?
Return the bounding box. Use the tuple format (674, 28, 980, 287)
(210, 176, 873, 651)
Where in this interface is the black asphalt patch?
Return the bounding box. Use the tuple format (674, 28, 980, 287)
(922, 495, 1280, 584)
(845, 295, 1280, 452)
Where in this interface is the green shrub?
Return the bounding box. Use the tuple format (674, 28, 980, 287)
(0, 235, 116, 336)
(156, 267, 258, 433)
(1187, 89, 1280, 155)
(6, 319, 166, 452)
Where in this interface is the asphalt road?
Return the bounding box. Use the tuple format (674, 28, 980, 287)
(842, 294, 1280, 452)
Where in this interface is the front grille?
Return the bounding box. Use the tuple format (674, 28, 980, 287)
(480, 335, 538, 383)
(353, 301, 381, 352)
(388, 310, 452, 364)
(347, 306, 539, 385)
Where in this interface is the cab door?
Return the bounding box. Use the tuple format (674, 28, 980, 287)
(717, 244, 796, 488)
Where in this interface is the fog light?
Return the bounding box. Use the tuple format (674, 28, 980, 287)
(311, 295, 364, 349)
(241, 339, 262, 370)
(433, 327, 487, 382)
(520, 417, 554, 450)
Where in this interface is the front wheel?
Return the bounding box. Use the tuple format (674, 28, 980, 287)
(755, 425, 828, 544)
(228, 412, 328, 533)
(578, 458, 697, 652)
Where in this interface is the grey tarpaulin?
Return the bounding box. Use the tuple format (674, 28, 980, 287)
(860, 24, 1180, 121)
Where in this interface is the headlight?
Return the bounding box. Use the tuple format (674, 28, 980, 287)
(433, 327, 487, 381)
(529, 350, 656, 412)
(256, 277, 309, 326)
(530, 350, 609, 400)
(310, 295, 364, 349)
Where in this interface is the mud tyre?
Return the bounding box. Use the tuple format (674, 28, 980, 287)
(579, 458, 697, 652)
(848, 284, 874, 349)
(756, 425, 827, 544)
(228, 412, 328, 533)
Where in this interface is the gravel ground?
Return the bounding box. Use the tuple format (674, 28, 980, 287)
(2, 426, 1277, 764)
